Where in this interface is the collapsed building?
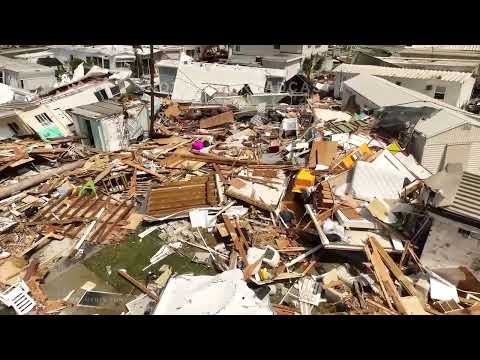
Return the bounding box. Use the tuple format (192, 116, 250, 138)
(1, 46, 480, 316)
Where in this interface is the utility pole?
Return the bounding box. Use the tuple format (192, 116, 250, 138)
(149, 45, 155, 138)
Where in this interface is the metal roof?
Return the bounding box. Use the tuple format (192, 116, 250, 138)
(426, 169, 480, 221)
(69, 100, 124, 119)
(414, 109, 475, 138)
(50, 45, 183, 58)
(377, 56, 480, 68)
(0, 55, 53, 73)
(344, 74, 480, 140)
(333, 63, 473, 83)
(343, 74, 480, 116)
(410, 45, 480, 52)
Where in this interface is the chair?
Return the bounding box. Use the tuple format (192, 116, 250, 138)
(0, 280, 36, 315)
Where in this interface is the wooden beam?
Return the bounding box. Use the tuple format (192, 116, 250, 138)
(122, 159, 166, 181)
(369, 244, 408, 314)
(368, 236, 419, 298)
(223, 216, 247, 261)
(117, 269, 160, 302)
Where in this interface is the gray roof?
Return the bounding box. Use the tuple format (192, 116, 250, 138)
(377, 56, 480, 69)
(0, 55, 54, 74)
(69, 100, 124, 119)
(414, 108, 478, 138)
(333, 63, 473, 83)
(343, 74, 480, 138)
(425, 167, 480, 221)
(410, 45, 480, 52)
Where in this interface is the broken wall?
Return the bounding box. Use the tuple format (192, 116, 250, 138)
(18, 104, 73, 140)
(420, 214, 480, 276)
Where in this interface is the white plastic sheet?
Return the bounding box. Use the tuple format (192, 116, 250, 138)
(153, 269, 273, 315)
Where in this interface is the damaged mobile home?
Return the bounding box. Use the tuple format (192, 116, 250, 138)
(2, 45, 480, 316)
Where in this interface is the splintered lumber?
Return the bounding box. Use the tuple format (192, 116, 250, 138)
(181, 151, 260, 165)
(0, 159, 86, 200)
(364, 244, 393, 310)
(369, 244, 407, 314)
(224, 188, 276, 212)
(117, 269, 160, 302)
(368, 236, 419, 298)
(223, 216, 247, 261)
(121, 159, 167, 180)
(199, 111, 234, 129)
(243, 255, 264, 280)
(445, 303, 480, 315)
(285, 244, 323, 268)
(27, 217, 92, 226)
(272, 304, 299, 315)
(365, 298, 399, 315)
(146, 175, 217, 217)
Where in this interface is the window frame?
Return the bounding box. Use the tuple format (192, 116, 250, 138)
(434, 86, 447, 100)
(94, 89, 109, 101)
(34, 113, 54, 127)
(7, 122, 20, 135)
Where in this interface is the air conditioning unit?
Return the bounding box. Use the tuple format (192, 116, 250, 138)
(425, 85, 433, 90)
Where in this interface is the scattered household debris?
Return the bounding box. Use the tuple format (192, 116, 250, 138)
(0, 48, 479, 316)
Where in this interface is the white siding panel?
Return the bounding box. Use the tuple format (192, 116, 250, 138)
(421, 144, 446, 174)
(466, 142, 480, 175)
(444, 143, 471, 168)
(428, 124, 480, 145)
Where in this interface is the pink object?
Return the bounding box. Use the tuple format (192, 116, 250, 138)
(192, 140, 204, 150)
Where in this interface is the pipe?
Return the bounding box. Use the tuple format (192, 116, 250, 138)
(0, 159, 86, 200)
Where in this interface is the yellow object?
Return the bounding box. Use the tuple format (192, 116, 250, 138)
(341, 143, 373, 169)
(386, 142, 402, 154)
(292, 168, 315, 193)
(259, 268, 271, 281)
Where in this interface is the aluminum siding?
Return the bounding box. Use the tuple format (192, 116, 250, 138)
(427, 124, 480, 145)
(421, 144, 446, 174)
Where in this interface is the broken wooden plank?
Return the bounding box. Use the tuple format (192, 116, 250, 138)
(26, 217, 92, 226)
(364, 243, 394, 310)
(365, 298, 398, 315)
(368, 236, 419, 298)
(117, 269, 159, 302)
(122, 159, 166, 181)
(369, 244, 408, 314)
(223, 216, 247, 261)
(199, 111, 234, 129)
(225, 188, 276, 211)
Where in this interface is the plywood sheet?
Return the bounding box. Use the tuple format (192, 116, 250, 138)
(199, 111, 234, 129)
(308, 140, 338, 168)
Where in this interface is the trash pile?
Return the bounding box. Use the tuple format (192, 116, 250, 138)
(1, 94, 480, 316)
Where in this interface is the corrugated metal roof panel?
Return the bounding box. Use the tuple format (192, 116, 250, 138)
(343, 74, 480, 121)
(448, 172, 480, 221)
(414, 109, 468, 138)
(69, 100, 123, 118)
(466, 142, 480, 175)
(411, 45, 480, 52)
(333, 63, 473, 83)
(350, 161, 406, 201)
(421, 144, 446, 174)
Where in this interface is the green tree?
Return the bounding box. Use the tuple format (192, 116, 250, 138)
(302, 56, 313, 79)
(131, 45, 144, 77)
(302, 54, 325, 80)
(69, 57, 84, 72)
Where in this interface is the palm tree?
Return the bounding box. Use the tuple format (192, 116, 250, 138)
(302, 56, 313, 80)
(302, 54, 325, 80)
(131, 45, 143, 77)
